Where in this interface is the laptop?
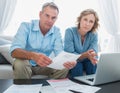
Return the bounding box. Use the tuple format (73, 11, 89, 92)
(74, 53, 120, 85)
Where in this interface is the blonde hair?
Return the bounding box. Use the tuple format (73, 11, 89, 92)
(76, 9, 99, 32)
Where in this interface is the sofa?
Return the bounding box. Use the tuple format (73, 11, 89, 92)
(0, 35, 48, 79)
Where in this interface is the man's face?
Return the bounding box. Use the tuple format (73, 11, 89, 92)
(39, 6, 58, 31)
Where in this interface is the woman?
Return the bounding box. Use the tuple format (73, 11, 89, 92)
(64, 9, 99, 78)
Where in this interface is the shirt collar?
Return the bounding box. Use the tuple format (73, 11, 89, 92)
(32, 20, 54, 35)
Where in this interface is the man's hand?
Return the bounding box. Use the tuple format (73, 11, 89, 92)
(63, 61, 77, 69)
(31, 52, 52, 67)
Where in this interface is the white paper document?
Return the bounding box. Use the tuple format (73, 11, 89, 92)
(47, 78, 101, 93)
(3, 84, 42, 93)
(48, 51, 80, 69)
(67, 84, 101, 93)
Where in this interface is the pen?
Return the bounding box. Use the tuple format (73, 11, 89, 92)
(69, 89, 82, 93)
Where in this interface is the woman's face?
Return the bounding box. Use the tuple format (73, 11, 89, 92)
(79, 14, 95, 34)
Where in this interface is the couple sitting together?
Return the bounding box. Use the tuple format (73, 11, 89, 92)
(10, 2, 99, 79)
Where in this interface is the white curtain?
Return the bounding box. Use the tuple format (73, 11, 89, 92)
(98, 0, 120, 52)
(0, 0, 17, 34)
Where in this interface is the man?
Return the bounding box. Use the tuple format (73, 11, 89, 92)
(10, 2, 76, 79)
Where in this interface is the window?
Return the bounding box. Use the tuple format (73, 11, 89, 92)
(3, 0, 110, 51)
(3, 0, 44, 36)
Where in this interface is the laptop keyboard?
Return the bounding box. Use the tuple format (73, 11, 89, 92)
(87, 78, 94, 82)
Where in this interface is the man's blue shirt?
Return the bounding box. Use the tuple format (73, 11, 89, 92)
(10, 20, 63, 66)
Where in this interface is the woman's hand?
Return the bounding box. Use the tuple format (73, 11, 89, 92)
(87, 49, 98, 65)
(79, 49, 98, 65)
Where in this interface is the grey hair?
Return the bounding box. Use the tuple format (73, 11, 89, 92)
(42, 2, 59, 13)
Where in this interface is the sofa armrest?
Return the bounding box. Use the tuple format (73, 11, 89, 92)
(0, 64, 13, 79)
(0, 35, 14, 41)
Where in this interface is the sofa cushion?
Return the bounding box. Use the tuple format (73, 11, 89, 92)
(31, 75, 48, 79)
(0, 38, 11, 45)
(0, 65, 13, 79)
(0, 44, 14, 64)
(0, 53, 10, 64)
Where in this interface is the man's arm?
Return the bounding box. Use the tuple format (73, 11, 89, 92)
(11, 48, 33, 60)
(11, 48, 52, 67)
